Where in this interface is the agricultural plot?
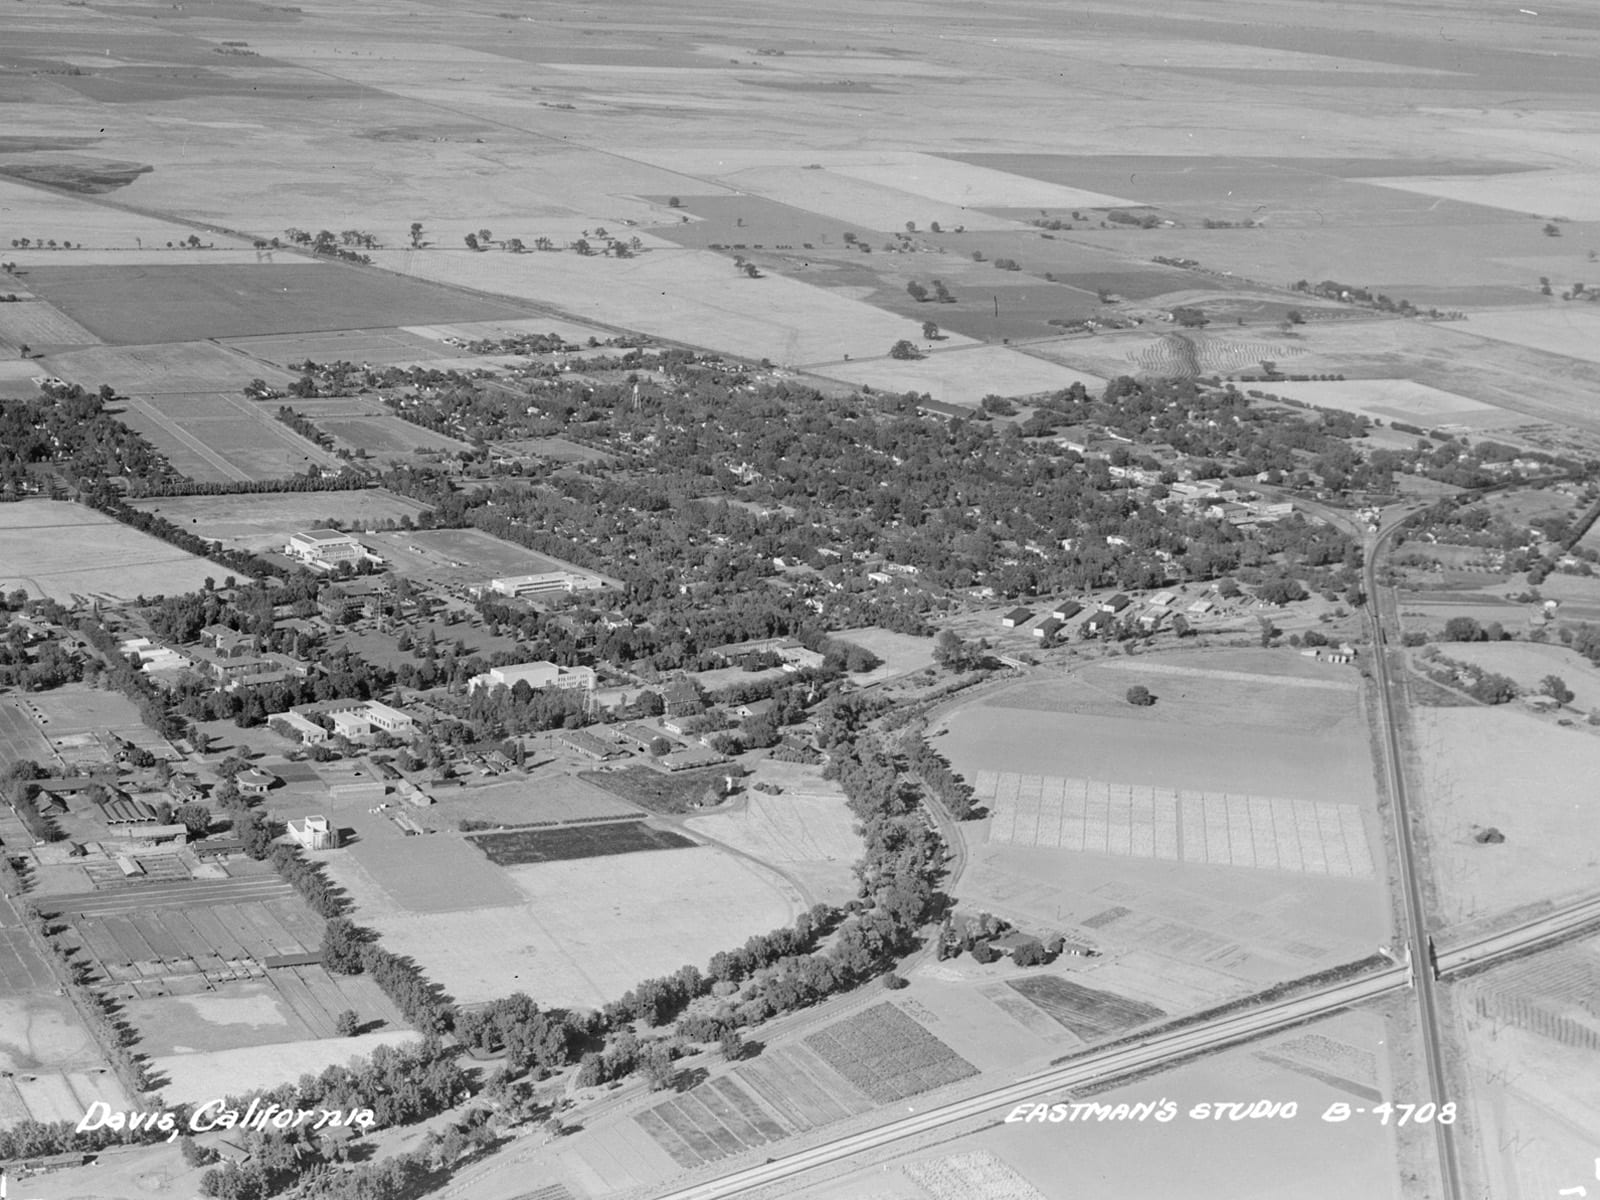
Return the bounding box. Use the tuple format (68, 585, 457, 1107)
(802, 1003, 977, 1104)
(973, 771, 1374, 878)
(1252, 378, 1525, 430)
(339, 824, 525, 914)
(361, 847, 796, 1009)
(686, 789, 861, 906)
(0, 299, 101, 352)
(115, 391, 348, 482)
(1457, 307, 1600, 367)
(23, 262, 532, 345)
(1007, 976, 1165, 1041)
(1410, 707, 1600, 923)
(812, 345, 1102, 406)
(0, 175, 252, 250)
(470, 819, 696, 865)
(1428, 641, 1600, 711)
(267, 396, 473, 458)
(904, 1151, 1050, 1200)
(150, 1029, 419, 1108)
(42, 339, 294, 394)
(1359, 169, 1600, 222)
(223, 326, 456, 368)
(129, 488, 433, 554)
(0, 499, 220, 602)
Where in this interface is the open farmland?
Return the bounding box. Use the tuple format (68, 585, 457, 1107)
(114, 391, 348, 482)
(0, 299, 101, 352)
(1456, 306, 1600, 366)
(270, 396, 474, 459)
(686, 778, 862, 906)
(470, 818, 696, 865)
(361, 847, 797, 1009)
(1409, 707, 1600, 925)
(1253, 377, 1525, 430)
(1006, 975, 1165, 1040)
(580, 765, 731, 815)
(42, 340, 294, 394)
(23, 262, 533, 345)
(802, 1002, 978, 1103)
(1428, 641, 1600, 711)
(129, 488, 432, 553)
(0, 499, 220, 602)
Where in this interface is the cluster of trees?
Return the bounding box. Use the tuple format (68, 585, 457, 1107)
(897, 731, 975, 819)
(322, 920, 454, 1035)
(0, 386, 178, 498)
(35, 915, 150, 1093)
(271, 846, 347, 917)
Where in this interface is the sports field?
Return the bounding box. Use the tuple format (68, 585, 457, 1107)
(130, 488, 433, 553)
(0, 500, 220, 602)
(362, 846, 798, 1009)
(812, 346, 1102, 405)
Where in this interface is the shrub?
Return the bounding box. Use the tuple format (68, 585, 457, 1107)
(1125, 686, 1155, 707)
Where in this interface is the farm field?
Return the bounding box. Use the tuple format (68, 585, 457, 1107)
(0, 499, 221, 602)
(1005, 975, 1165, 1040)
(129, 488, 433, 553)
(361, 847, 797, 1009)
(794, 1011, 1405, 1200)
(1358, 169, 1600, 222)
(802, 1002, 977, 1103)
(0, 299, 101, 352)
(366, 246, 976, 368)
(1248, 378, 1525, 431)
(223, 325, 459, 368)
(114, 391, 348, 482)
(1452, 936, 1600, 1200)
(23, 262, 534, 345)
(264, 395, 473, 459)
(1456, 306, 1600, 366)
(686, 783, 861, 906)
(811, 346, 1102, 406)
(1409, 707, 1600, 925)
(470, 819, 697, 865)
(0, 176, 255, 250)
(427, 771, 639, 829)
(151, 1030, 419, 1108)
(40, 339, 295, 394)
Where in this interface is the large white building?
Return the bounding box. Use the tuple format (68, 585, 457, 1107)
(469, 660, 596, 694)
(328, 700, 415, 741)
(487, 571, 605, 597)
(287, 815, 339, 851)
(285, 530, 367, 569)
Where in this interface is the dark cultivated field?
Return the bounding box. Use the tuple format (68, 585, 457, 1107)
(802, 1003, 977, 1103)
(24, 263, 532, 345)
(470, 818, 696, 864)
(1008, 975, 1166, 1041)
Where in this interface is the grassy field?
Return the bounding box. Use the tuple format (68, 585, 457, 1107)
(24, 262, 532, 345)
(581, 765, 732, 814)
(363, 846, 797, 1009)
(41, 340, 295, 394)
(812, 346, 1102, 405)
(149, 1030, 419, 1108)
(265, 396, 473, 458)
(1431, 641, 1600, 711)
(363, 528, 613, 588)
(1410, 707, 1600, 924)
(223, 326, 457, 368)
(0, 299, 101, 352)
(114, 391, 349, 482)
(0, 499, 221, 602)
(469, 819, 696, 865)
(686, 785, 861, 905)
(1457, 307, 1600, 366)
(130, 488, 433, 553)
(1255, 378, 1527, 430)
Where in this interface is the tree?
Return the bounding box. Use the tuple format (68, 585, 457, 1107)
(1125, 686, 1155, 707)
(667, 196, 682, 208)
(478, 228, 493, 246)
(174, 802, 212, 840)
(464, 233, 480, 251)
(1443, 616, 1485, 642)
(1541, 674, 1575, 704)
(179, 1134, 218, 1167)
(906, 280, 929, 302)
(1011, 939, 1047, 966)
(719, 1028, 744, 1061)
(929, 221, 941, 233)
(1286, 309, 1305, 324)
(921, 321, 940, 340)
(932, 629, 968, 670)
(321, 917, 366, 974)
(641, 1042, 675, 1091)
(888, 339, 923, 361)
(1544, 222, 1561, 237)
(335, 1008, 361, 1036)
(649, 736, 673, 757)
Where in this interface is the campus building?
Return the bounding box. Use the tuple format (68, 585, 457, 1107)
(469, 660, 596, 694)
(486, 571, 606, 597)
(285, 530, 368, 569)
(287, 815, 339, 851)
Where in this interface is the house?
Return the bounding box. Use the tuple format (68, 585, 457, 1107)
(285, 530, 367, 569)
(866, 571, 893, 585)
(317, 588, 357, 623)
(1050, 600, 1082, 621)
(236, 768, 277, 797)
(468, 661, 596, 694)
(661, 676, 706, 717)
(287, 815, 339, 851)
(1001, 607, 1033, 629)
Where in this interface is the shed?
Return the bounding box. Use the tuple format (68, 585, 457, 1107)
(1001, 607, 1034, 628)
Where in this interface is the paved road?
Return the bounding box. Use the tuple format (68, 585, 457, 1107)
(1436, 892, 1600, 977)
(653, 964, 1413, 1200)
(1363, 512, 1463, 1200)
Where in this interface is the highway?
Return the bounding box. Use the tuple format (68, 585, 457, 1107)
(1363, 511, 1463, 1200)
(653, 964, 1412, 1200)
(1436, 892, 1600, 977)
